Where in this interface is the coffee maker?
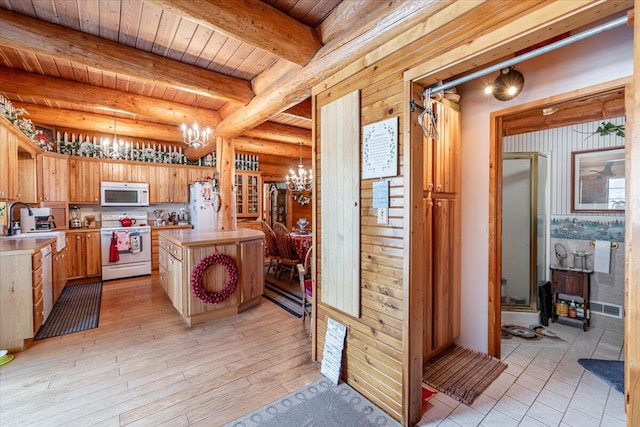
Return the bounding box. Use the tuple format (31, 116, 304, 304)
(70, 205, 83, 229)
(177, 208, 189, 225)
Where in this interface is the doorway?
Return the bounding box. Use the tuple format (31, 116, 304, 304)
(489, 84, 628, 355)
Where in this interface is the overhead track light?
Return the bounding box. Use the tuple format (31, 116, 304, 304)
(488, 67, 525, 101)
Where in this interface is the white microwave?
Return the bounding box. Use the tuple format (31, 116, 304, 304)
(101, 181, 149, 207)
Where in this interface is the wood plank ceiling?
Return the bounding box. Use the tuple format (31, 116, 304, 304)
(0, 0, 344, 160)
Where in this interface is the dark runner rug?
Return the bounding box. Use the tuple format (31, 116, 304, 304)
(263, 270, 310, 318)
(225, 378, 401, 426)
(422, 345, 508, 405)
(578, 358, 624, 393)
(35, 282, 102, 340)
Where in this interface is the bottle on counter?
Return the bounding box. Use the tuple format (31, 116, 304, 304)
(568, 300, 577, 318)
(12, 221, 21, 235)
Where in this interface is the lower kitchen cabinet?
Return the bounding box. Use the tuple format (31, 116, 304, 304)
(151, 225, 192, 270)
(0, 242, 51, 352)
(66, 230, 101, 280)
(52, 245, 68, 304)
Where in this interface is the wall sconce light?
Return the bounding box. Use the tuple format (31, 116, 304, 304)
(485, 66, 525, 101)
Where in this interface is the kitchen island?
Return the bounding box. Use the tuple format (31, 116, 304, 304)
(158, 228, 264, 326)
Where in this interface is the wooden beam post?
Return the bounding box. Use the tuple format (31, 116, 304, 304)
(216, 137, 236, 230)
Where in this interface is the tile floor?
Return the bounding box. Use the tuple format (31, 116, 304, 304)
(416, 321, 626, 427)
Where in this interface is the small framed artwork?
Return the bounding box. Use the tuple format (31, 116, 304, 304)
(34, 124, 55, 151)
(572, 146, 625, 212)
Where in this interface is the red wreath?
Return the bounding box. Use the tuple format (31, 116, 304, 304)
(191, 253, 239, 304)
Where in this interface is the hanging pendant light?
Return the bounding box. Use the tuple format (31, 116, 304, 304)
(181, 97, 211, 149)
(286, 142, 312, 192)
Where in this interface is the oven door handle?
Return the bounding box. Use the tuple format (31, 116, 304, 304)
(101, 229, 150, 236)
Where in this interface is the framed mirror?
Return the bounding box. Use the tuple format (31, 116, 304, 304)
(572, 146, 625, 212)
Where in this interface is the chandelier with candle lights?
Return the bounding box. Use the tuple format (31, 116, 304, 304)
(286, 142, 312, 192)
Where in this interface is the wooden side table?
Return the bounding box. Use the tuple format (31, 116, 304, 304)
(550, 267, 591, 331)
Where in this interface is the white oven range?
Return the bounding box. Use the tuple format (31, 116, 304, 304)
(100, 210, 151, 281)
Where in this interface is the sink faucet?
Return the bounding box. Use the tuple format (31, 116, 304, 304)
(7, 202, 33, 236)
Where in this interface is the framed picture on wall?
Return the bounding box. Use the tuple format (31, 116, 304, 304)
(572, 146, 625, 212)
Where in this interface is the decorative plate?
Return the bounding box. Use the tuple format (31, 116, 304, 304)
(78, 141, 93, 155)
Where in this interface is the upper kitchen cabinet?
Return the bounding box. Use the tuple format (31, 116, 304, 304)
(423, 99, 461, 195)
(0, 116, 39, 202)
(149, 164, 188, 204)
(68, 157, 101, 204)
(37, 152, 69, 203)
(235, 171, 262, 219)
(101, 160, 148, 183)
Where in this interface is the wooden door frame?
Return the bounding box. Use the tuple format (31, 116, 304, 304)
(488, 78, 631, 356)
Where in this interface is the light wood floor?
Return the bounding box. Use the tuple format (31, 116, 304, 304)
(0, 273, 321, 426)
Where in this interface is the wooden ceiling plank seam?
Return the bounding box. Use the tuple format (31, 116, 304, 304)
(98, 0, 122, 42)
(182, 25, 215, 66)
(117, 0, 143, 46)
(53, 0, 81, 30)
(144, 0, 322, 66)
(197, 30, 229, 70)
(165, 17, 198, 62)
(135, 1, 163, 52)
(303, 0, 342, 28)
(232, 49, 273, 81)
(78, 0, 101, 36)
(150, 8, 182, 58)
(210, 37, 244, 74)
(0, 8, 256, 104)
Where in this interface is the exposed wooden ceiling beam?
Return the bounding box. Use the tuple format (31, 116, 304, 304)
(233, 137, 311, 158)
(0, 67, 221, 126)
(502, 90, 626, 136)
(14, 102, 184, 143)
(145, 0, 322, 66)
(283, 98, 312, 121)
(243, 122, 311, 145)
(0, 8, 254, 105)
(212, 0, 454, 138)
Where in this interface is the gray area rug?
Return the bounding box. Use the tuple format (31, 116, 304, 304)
(225, 378, 401, 426)
(35, 282, 102, 340)
(578, 358, 624, 393)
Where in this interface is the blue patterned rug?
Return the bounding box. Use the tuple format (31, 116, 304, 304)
(225, 378, 400, 426)
(35, 282, 102, 340)
(578, 358, 624, 393)
(263, 272, 309, 318)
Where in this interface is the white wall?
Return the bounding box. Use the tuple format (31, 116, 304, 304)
(456, 22, 633, 352)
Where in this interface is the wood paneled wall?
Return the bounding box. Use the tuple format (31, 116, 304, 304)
(315, 68, 406, 420)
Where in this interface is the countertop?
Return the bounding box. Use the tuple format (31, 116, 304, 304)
(159, 228, 264, 246)
(0, 236, 55, 255)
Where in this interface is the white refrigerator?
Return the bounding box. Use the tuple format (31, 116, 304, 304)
(189, 181, 218, 230)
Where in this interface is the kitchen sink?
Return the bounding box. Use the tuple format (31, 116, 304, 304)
(1, 231, 66, 252)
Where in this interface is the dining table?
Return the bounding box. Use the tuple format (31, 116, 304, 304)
(289, 230, 312, 260)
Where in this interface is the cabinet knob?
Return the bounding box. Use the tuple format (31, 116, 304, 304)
(76, 235, 81, 240)
(428, 201, 433, 207)
(428, 183, 434, 190)
(437, 201, 442, 207)
(437, 184, 442, 191)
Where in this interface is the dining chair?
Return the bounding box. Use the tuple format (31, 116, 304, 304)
(260, 221, 280, 275)
(296, 247, 313, 322)
(273, 223, 301, 283)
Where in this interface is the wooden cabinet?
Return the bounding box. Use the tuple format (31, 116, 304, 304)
(550, 267, 591, 331)
(38, 152, 69, 202)
(0, 120, 19, 201)
(152, 225, 191, 270)
(149, 165, 188, 203)
(422, 98, 461, 362)
(423, 197, 460, 359)
(52, 245, 67, 304)
(66, 230, 101, 280)
(0, 242, 52, 352)
(101, 160, 148, 183)
(31, 247, 44, 335)
(68, 158, 101, 204)
(235, 171, 261, 218)
(158, 236, 183, 313)
(423, 99, 460, 194)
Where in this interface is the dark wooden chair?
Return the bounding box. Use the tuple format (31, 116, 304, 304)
(260, 221, 280, 275)
(273, 222, 301, 283)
